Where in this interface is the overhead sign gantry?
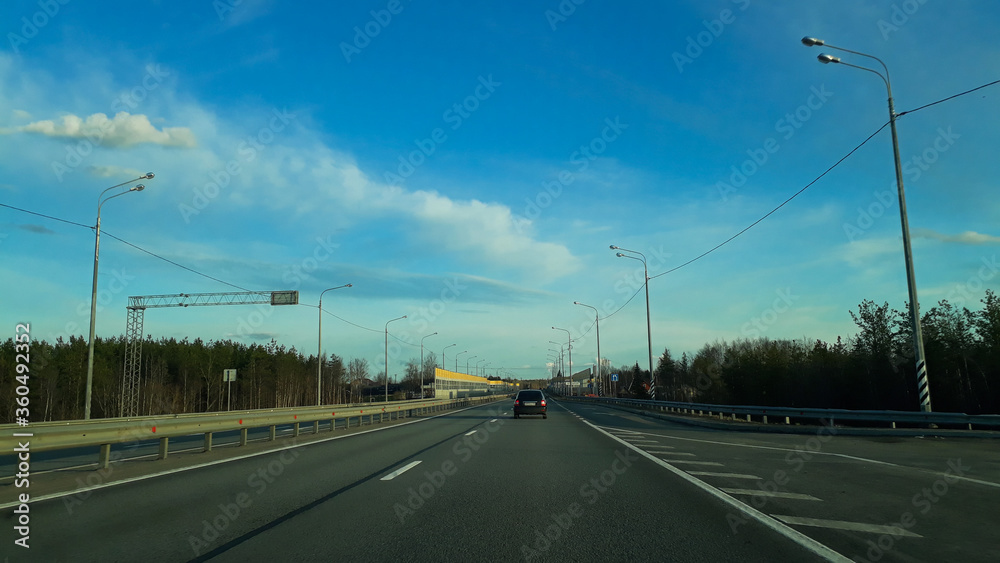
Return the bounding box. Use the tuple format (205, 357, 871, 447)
(122, 291, 298, 416)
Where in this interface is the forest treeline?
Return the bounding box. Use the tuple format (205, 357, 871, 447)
(613, 292, 1000, 414)
(0, 335, 443, 422)
(2, 292, 998, 421)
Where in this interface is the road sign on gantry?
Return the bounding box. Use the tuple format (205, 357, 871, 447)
(270, 290, 299, 305)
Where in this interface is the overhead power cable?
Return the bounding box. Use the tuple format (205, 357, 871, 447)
(647, 77, 1000, 281)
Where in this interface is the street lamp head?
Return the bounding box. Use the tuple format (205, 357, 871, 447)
(346, 283, 353, 287)
(132, 184, 145, 192)
(609, 245, 619, 250)
(616, 252, 625, 257)
(817, 53, 841, 64)
(573, 301, 580, 305)
(144, 172, 155, 179)
(801, 36, 824, 47)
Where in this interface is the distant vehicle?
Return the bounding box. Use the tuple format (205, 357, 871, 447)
(513, 389, 547, 419)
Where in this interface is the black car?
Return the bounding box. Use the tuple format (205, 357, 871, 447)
(513, 390, 547, 419)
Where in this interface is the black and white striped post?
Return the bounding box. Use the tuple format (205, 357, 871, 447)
(802, 37, 933, 412)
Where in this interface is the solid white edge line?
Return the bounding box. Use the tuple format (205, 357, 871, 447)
(380, 460, 422, 480)
(580, 419, 852, 563)
(0, 401, 495, 511)
(616, 429, 1000, 490)
(617, 429, 901, 468)
(773, 515, 923, 538)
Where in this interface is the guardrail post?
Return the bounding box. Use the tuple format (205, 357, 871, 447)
(313, 421, 319, 434)
(269, 425, 276, 441)
(240, 428, 248, 446)
(99, 443, 111, 470)
(763, 415, 768, 424)
(785, 416, 790, 425)
(158, 437, 169, 459)
(330, 418, 337, 432)
(204, 432, 213, 452)
(746, 414, 751, 422)
(293, 422, 300, 437)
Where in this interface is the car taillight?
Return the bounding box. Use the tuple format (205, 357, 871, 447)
(541, 400, 546, 406)
(514, 400, 519, 405)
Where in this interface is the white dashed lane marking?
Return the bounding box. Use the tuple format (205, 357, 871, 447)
(721, 488, 821, 501)
(380, 461, 422, 481)
(659, 460, 724, 467)
(687, 471, 761, 480)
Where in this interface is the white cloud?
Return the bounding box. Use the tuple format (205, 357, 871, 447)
(294, 145, 580, 280)
(11, 112, 196, 148)
(835, 238, 899, 269)
(913, 228, 1000, 245)
(86, 165, 146, 178)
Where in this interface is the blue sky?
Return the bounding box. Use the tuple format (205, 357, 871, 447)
(2, 0, 998, 383)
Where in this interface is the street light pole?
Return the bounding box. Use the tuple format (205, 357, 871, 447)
(574, 301, 601, 396)
(420, 332, 438, 399)
(802, 36, 932, 412)
(442, 343, 456, 371)
(85, 173, 153, 420)
(455, 350, 468, 372)
(385, 315, 406, 402)
(549, 341, 565, 390)
(466, 355, 477, 375)
(318, 284, 352, 406)
(552, 327, 572, 396)
(611, 245, 654, 393)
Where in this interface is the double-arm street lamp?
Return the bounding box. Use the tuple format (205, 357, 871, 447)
(385, 315, 407, 402)
(318, 284, 352, 405)
(420, 332, 438, 398)
(574, 301, 601, 396)
(85, 173, 153, 420)
(442, 343, 456, 371)
(548, 341, 564, 380)
(801, 36, 932, 412)
(552, 327, 572, 396)
(611, 245, 654, 389)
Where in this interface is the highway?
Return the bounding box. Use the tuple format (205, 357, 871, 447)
(3, 397, 998, 562)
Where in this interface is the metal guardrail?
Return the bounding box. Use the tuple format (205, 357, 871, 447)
(566, 396, 1000, 430)
(1, 396, 504, 469)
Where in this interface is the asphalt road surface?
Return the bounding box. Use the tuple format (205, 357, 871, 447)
(3, 397, 998, 562)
